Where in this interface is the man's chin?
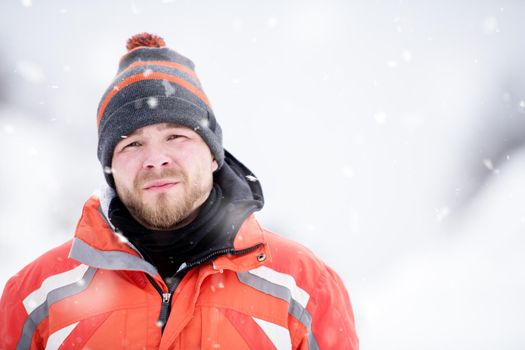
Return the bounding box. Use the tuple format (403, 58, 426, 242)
(140, 190, 177, 204)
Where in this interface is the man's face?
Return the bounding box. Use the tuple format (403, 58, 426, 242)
(111, 122, 218, 230)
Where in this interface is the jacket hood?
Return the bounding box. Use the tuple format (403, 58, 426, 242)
(214, 149, 264, 214)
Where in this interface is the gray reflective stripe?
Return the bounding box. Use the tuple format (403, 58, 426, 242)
(69, 238, 157, 276)
(237, 271, 320, 350)
(16, 267, 96, 350)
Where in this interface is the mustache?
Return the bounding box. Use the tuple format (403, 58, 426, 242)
(134, 168, 185, 188)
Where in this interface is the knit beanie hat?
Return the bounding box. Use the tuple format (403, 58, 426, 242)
(97, 33, 224, 187)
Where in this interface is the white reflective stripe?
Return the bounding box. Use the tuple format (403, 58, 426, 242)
(249, 266, 310, 308)
(23, 264, 89, 313)
(98, 187, 116, 229)
(45, 322, 78, 350)
(253, 317, 292, 350)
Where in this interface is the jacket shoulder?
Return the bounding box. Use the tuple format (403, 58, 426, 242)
(249, 228, 358, 348)
(3, 239, 80, 300)
(261, 228, 331, 294)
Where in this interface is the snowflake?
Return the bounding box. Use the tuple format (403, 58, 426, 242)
(131, 2, 140, 15)
(147, 97, 159, 109)
(435, 206, 450, 222)
(267, 16, 278, 29)
(401, 50, 412, 62)
(162, 80, 176, 96)
(387, 60, 398, 68)
(373, 111, 387, 125)
(342, 165, 354, 179)
(483, 158, 494, 170)
(16, 60, 45, 84)
(200, 118, 210, 128)
(483, 17, 500, 34)
(4, 124, 15, 134)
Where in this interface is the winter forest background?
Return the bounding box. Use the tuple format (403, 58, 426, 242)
(1, 0, 525, 349)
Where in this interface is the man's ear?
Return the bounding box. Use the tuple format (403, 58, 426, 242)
(212, 159, 219, 172)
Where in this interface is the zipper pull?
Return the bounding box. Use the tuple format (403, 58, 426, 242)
(162, 292, 171, 303)
(156, 292, 172, 329)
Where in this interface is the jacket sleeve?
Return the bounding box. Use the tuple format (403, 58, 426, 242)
(0, 276, 41, 349)
(299, 265, 359, 349)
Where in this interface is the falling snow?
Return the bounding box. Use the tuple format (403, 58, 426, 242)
(162, 79, 176, 96)
(483, 17, 500, 34)
(16, 60, 45, 83)
(147, 97, 159, 109)
(435, 206, 450, 222)
(373, 111, 387, 124)
(3, 125, 15, 134)
(267, 16, 278, 29)
(199, 118, 210, 128)
(245, 175, 258, 182)
(2, 3, 525, 350)
(401, 50, 413, 62)
(341, 166, 354, 180)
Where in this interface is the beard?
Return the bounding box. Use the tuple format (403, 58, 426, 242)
(116, 167, 212, 231)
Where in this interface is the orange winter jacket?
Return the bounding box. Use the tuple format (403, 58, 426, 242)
(0, 195, 358, 349)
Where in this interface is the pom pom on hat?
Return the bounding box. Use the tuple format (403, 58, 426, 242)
(126, 32, 166, 51)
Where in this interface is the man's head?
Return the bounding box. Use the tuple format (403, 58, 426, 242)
(97, 33, 224, 229)
(96, 33, 224, 188)
(112, 122, 218, 230)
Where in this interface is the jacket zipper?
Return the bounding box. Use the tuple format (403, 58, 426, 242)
(146, 243, 264, 331)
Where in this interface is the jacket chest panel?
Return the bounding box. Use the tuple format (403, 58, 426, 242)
(164, 270, 295, 349)
(196, 271, 291, 325)
(45, 270, 164, 349)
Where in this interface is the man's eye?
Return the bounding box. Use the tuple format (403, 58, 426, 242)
(124, 141, 141, 149)
(167, 134, 185, 141)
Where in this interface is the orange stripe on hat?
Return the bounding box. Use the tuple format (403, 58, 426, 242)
(116, 60, 199, 81)
(97, 72, 211, 127)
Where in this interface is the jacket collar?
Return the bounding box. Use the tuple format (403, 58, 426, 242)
(68, 191, 269, 277)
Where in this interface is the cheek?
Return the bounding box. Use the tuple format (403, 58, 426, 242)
(112, 158, 138, 188)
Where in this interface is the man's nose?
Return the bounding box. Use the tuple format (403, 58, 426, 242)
(143, 146, 171, 169)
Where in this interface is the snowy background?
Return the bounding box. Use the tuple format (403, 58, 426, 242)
(2, 0, 525, 349)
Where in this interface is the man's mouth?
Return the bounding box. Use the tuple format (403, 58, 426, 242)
(143, 180, 179, 191)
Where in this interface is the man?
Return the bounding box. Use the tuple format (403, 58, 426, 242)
(0, 33, 358, 349)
